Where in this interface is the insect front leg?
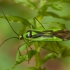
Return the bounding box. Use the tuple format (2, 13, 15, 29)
(15, 41, 33, 64)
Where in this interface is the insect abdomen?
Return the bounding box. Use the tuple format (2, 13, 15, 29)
(53, 29, 70, 41)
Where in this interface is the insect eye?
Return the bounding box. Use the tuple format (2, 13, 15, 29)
(26, 32, 32, 38)
(26, 33, 31, 38)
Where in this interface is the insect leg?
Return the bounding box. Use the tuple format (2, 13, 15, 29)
(23, 40, 33, 64)
(18, 40, 33, 63)
(23, 40, 33, 50)
(33, 17, 45, 29)
(23, 40, 29, 63)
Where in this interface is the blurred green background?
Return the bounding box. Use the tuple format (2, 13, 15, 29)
(0, 0, 70, 70)
(0, 0, 36, 70)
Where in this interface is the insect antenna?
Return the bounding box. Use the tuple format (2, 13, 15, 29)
(0, 37, 19, 47)
(0, 7, 32, 49)
(35, 17, 45, 29)
(0, 7, 19, 36)
(0, 7, 32, 64)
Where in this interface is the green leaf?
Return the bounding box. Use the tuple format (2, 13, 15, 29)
(62, 14, 70, 20)
(43, 22, 65, 30)
(0, 15, 33, 27)
(44, 12, 70, 20)
(38, 3, 52, 16)
(12, 0, 38, 9)
(16, 50, 37, 64)
(40, 53, 59, 65)
(51, 3, 63, 11)
(26, 67, 37, 70)
(40, 0, 47, 7)
(37, 3, 63, 19)
(44, 11, 60, 18)
(39, 3, 63, 13)
(61, 46, 70, 57)
(62, 0, 70, 3)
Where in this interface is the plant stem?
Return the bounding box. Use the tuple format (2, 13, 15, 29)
(34, 17, 42, 70)
(35, 42, 41, 70)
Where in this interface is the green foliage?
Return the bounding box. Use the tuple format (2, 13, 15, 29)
(48, 0, 70, 3)
(44, 12, 70, 20)
(16, 50, 37, 64)
(0, 0, 70, 70)
(0, 15, 32, 27)
(37, 3, 63, 20)
(16, 41, 33, 63)
(61, 46, 70, 57)
(26, 67, 37, 70)
(12, 0, 38, 9)
(40, 53, 56, 65)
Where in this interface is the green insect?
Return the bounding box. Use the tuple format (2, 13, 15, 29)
(23, 29, 70, 41)
(0, 8, 70, 69)
(0, 8, 70, 43)
(0, 8, 70, 52)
